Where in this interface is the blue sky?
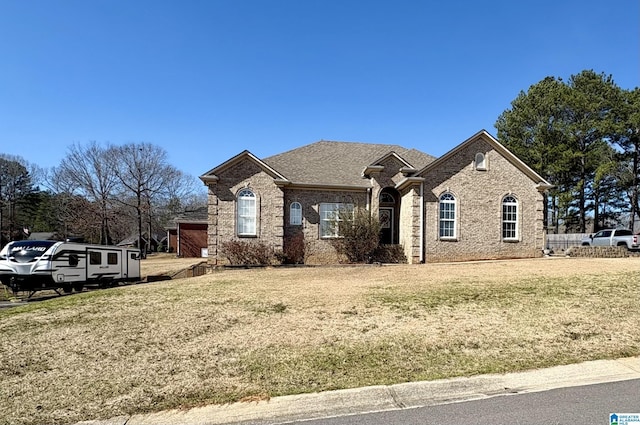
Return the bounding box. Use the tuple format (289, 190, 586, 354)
(1, 0, 638, 181)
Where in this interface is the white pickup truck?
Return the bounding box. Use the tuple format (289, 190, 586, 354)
(581, 229, 640, 251)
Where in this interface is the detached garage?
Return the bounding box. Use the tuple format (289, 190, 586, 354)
(166, 207, 208, 258)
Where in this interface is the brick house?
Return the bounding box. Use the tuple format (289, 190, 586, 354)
(200, 130, 552, 265)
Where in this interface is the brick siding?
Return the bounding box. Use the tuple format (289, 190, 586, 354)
(206, 137, 547, 265)
(421, 138, 544, 262)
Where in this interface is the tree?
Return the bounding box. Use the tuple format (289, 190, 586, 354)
(564, 71, 621, 232)
(111, 143, 182, 255)
(0, 155, 34, 245)
(615, 88, 640, 230)
(52, 142, 120, 244)
(495, 76, 572, 231)
(496, 70, 625, 233)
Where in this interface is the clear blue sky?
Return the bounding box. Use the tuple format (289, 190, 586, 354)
(1, 0, 638, 180)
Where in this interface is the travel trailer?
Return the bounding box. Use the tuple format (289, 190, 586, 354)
(0, 240, 141, 295)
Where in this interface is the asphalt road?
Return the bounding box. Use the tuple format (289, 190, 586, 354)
(280, 379, 640, 425)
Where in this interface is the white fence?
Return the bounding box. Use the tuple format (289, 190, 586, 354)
(546, 233, 590, 251)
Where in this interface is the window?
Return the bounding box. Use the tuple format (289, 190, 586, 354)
(237, 188, 257, 236)
(89, 251, 102, 265)
(379, 192, 395, 204)
(68, 254, 79, 267)
(107, 252, 118, 265)
(502, 196, 518, 240)
(439, 193, 456, 239)
(475, 152, 487, 170)
(319, 203, 353, 238)
(290, 202, 302, 225)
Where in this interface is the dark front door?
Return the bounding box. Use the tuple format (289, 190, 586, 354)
(379, 207, 394, 245)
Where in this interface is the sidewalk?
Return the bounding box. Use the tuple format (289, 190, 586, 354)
(78, 356, 640, 425)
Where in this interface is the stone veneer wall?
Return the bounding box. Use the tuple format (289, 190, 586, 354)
(565, 246, 630, 258)
(399, 183, 422, 264)
(421, 138, 545, 263)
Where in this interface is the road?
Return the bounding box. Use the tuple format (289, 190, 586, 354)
(279, 379, 640, 425)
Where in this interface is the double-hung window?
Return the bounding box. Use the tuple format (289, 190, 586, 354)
(237, 189, 257, 236)
(439, 193, 456, 239)
(319, 203, 353, 238)
(502, 196, 518, 240)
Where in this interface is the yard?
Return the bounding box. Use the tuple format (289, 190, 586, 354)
(0, 257, 639, 425)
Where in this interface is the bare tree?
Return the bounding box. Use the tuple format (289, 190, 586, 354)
(111, 142, 181, 256)
(51, 142, 120, 244)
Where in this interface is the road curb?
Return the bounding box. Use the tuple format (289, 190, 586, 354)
(78, 356, 640, 425)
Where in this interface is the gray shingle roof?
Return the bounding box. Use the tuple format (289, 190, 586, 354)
(165, 207, 208, 230)
(263, 141, 436, 187)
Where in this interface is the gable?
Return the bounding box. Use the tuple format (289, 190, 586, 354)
(200, 150, 288, 185)
(417, 130, 552, 190)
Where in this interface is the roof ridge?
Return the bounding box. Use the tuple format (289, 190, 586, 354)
(263, 140, 418, 163)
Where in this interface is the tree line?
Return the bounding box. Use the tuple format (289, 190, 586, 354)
(0, 142, 205, 252)
(2, 69, 637, 247)
(495, 70, 639, 233)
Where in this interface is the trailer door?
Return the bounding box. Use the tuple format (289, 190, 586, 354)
(86, 248, 122, 282)
(126, 249, 141, 280)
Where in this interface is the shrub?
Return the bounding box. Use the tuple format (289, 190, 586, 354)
(281, 231, 306, 264)
(371, 244, 407, 264)
(333, 209, 382, 263)
(220, 240, 275, 265)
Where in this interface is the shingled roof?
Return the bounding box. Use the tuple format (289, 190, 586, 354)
(263, 141, 436, 187)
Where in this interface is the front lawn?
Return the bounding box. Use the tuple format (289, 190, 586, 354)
(1, 257, 638, 425)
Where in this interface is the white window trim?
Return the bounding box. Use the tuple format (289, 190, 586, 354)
(237, 188, 257, 236)
(319, 202, 353, 238)
(290, 201, 302, 226)
(502, 195, 519, 241)
(438, 193, 457, 240)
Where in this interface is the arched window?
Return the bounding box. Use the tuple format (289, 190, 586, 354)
(290, 202, 302, 225)
(439, 193, 456, 239)
(237, 188, 256, 236)
(475, 152, 487, 170)
(502, 195, 518, 240)
(379, 192, 395, 204)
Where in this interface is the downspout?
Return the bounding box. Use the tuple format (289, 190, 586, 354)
(177, 224, 181, 257)
(420, 181, 424, 263)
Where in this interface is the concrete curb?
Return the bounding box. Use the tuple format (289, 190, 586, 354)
(78, 356, 640, 425)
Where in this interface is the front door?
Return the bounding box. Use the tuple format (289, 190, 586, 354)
(379, 207, 394, 245)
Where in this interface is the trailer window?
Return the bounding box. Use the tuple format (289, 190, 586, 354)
(69, 254, 79, 267)
(89, 251, 102, 265)
(108, 252, 118, 265)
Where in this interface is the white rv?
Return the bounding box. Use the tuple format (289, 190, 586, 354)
(0, 240, 141, 295)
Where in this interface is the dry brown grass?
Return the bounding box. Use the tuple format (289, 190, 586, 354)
(141, 253, 206, 278)
(1, 257, 639, 425)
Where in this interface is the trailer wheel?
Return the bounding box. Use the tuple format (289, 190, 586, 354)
(62, 285, 73, 294)
(73, 283, 84, 292)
